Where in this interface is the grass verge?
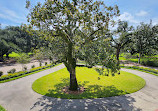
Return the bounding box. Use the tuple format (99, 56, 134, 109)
(32, 67, 145, 99)
(121, 66, 158, 76)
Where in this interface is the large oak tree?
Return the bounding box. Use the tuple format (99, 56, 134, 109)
(26, 0, 120, 91)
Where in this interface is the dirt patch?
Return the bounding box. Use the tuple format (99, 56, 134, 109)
(62, 86, 85, 95)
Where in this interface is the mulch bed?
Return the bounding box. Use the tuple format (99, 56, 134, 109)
(62, 86, 85, 95)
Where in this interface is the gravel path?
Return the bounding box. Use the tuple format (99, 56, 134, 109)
(0, 64, 158, 111)
(0, 60, 50, 75)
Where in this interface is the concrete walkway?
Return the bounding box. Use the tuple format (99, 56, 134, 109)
(0, 64, 158, 111)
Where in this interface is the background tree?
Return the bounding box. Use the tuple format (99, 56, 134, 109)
(16, 53, 30, 71)
(0, 28, 20, 61)
(0, 25, 47, 61)
(26, 0, 120, 91)
(133, 22, 156, 63)
(33, 48, 45, 67)
(110, 21, 133, 61)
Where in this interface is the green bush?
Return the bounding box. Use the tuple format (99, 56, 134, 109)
(0, 61, 60, 82)
(124, 53, 134, 59)
(0, 71, 3, 77)
(40, 62, 42, 67)
(141, 60, 158, 67)
(24, 66, 27, 71)
(30, 66, 43, 71)
(7, 68, 16, 74)
(45, 62, 47, 66)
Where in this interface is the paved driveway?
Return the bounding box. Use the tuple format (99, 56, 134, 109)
(0, 64, 158, 111)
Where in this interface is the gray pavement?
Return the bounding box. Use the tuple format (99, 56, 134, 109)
(0, 64, 158, 111)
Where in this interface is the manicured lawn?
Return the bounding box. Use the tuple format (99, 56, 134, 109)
(32, 67, 145, 99)
(4, 52, 33, 58)
(0, 105, 5, 111)
(4, 52, 20, 58)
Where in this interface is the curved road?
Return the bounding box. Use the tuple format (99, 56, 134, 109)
(0, 64, 158, 111)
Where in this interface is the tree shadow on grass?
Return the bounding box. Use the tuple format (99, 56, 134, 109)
(31, 78, 142, 111)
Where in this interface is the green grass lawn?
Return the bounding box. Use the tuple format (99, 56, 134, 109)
(32, 67, 145, 99)
(4, 52, 20, 58)
(3, 52, 33, 58)
(0, 105, 5, 111)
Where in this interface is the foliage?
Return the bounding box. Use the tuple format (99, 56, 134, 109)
(16, 53, 30, 71)
(32, 67, 145, 99)
(132, 22, 158, 63)
(0, 27, 20, 61)
(0, 105, 5, 111)
(7, 68, 16, 74)
(33, 48, 45, 66)
(0, 25, 49, 61)
(141, 60, 158, 67)
(110, 21, 133, 61)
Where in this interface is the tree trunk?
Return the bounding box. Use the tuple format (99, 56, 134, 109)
(116, 48, 120, 61)
(6, 53, 9, 59)
(0, 54, 4, 62)
(69, 66, 78, 91)
(138, 52, 141, 64)
(64, 42, 78, 91)
(116, 44, 121, 61)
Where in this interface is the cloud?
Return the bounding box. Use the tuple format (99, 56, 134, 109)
(0, 23, 10, 28)
(152, 18, 158, 25)
(2, 7, 21, 19)
(0, 7, 27, 24)
(136, 10, 148, 16)
(118, 12, 139, 24)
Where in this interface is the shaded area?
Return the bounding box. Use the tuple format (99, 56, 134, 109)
(31, 95, 142, 111)
(40, 78, 128, 99)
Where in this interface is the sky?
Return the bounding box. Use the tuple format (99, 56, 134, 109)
(0, 0, 158, 28)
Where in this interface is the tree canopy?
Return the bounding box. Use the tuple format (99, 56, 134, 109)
(26, 0, 120, 90)
(110, 21, 133, 61)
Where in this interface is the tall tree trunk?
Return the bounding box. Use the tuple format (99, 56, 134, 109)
(64, 42, 78, 91)
(116, 44, 121, 61)
(116, 48, 120, 61)
(69, 66, 78, 91)
(6, 53, 9, 59)
(138, 52, 141, 64)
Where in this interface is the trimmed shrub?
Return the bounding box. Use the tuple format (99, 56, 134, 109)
(141, 60, 158, 67)
(24, 66, 27, 71)
(40, 62, 42, 67)
(45, 62, 47, 66)
(7, 68, 16, 74)
(31, 65, 35, 68)
(0, 61, 60, 82)
(0, 71, 3, 77)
